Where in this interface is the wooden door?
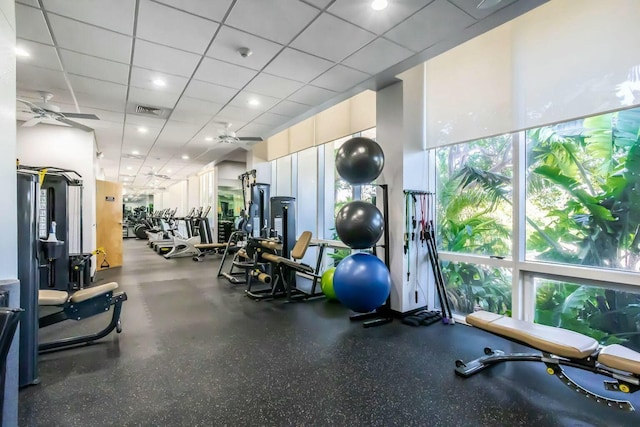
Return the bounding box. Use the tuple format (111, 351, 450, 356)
(96, 180, 123, 270)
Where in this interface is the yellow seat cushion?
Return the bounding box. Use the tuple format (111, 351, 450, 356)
(467, 311, 599, 359)
(70, 282, 119, 303)
(598, 344, 640, 375)
(39, 290, 69, 306)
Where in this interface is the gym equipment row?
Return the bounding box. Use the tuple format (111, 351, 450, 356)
(457, 311, 640, 411)
(17, 166, 127, 387)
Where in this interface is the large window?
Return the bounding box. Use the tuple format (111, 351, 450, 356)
(535, 277, 640, 352)
(434, 106, 640, 320)
(526, 108, 640, 272)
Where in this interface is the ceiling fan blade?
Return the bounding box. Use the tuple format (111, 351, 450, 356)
(157, 175, 171, 180)
(56, 117, 94, 132)
(22, 117, 42, 127)
(17, 99, 40, 110)
(237, 136, 263, 142)
(60, 112, 100, 120)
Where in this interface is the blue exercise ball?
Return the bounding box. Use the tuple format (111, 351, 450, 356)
(333, 253, 391, 313)
(335, 137, 384, 185)
(335, 201, 384, 249)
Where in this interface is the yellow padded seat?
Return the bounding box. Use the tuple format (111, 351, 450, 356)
(598, 344, 640, 375)
(467, 311, 599, 360)
(39, 290, 69, 306)
(70, 282, 119, 303)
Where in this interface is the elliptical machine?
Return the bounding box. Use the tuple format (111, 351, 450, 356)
(164, 206, 212, 259)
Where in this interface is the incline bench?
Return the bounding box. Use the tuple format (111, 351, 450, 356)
(456, 311, 640, 411)
(39, 282, 127, 352)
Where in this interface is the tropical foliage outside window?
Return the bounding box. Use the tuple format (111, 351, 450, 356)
(436, 136, 513, 314)
(535, 278, 640, 352)
(436, 106, 640, 344)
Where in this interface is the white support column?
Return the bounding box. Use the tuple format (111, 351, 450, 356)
(377, 67, 432, 314)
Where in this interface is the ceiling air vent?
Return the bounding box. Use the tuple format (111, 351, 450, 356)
(135, 105, 164, 116)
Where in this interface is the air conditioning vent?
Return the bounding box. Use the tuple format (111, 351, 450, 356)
(135, 105, 163, 116)
(122, 153, 144, 160)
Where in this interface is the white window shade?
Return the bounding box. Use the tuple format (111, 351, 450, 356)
(426, 0, 640, 148)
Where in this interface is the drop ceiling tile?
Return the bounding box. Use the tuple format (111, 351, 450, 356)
(384, 0, 476, 52)
(342, 37, 413, 75)
(263, 48, 334, 83)
(67, 76, 127, 112)
(129, 86, 181, 110)
(16, 63, 68, 92)
(237, 122, 272, 137)
(291, 13, 376, 62)
(133, 40, 201, 77)
(287, 84, 336, 105)
(156, 121, 201, 146)
(130, 67, 189, 94)
(48, 14, 132, 63)
(216, 105, 262, 122)
(328, 0, 433, 35)
(137, 0, 219, 54)
(16, 4, 53, 44)
(268, 99, 310, 117)
(228, 91, 281, 112)
(193, 57, 258, 89)
(74, 90, 126, 112)
(154, 0, 234, 21)
(171, 96, 222, 126)
(311, 65, 369, 92)
(125, 114, 166, 129)
(16, 0, 39, 8)
(16, 39, 61, 71)
(449, 0, 516, 19)
(253, 112, 290, 127)
(67, 74, 127, 98)
(43, 0, 135, 35)
(184, 79, 238, 104)
(244, 73, 304, 99)
(303, 0, 333, 9)
(206, 25, 283, 71)
(60, 49, 129, 84)
(225, 0, 318, 44)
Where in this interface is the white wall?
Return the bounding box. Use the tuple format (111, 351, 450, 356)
(0, 0, 16, 278)
(166, 180, 188, 216)
(0, 0, 18, 423)
(17, 125, 97, 264)
(187, 175, 199, 209)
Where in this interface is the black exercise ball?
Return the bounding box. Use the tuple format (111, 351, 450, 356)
(335, 201, 384, 249)
(335, 137, 384, 185)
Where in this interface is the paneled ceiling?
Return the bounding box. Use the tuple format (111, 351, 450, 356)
(14, 0, 542, 190)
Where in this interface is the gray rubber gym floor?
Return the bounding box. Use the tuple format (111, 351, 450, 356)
(18, 240, 640, 426)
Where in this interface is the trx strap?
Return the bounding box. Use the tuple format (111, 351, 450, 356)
(404, 193, 411, 282)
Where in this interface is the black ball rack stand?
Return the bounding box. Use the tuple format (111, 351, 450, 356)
(349, 184, 394, 328)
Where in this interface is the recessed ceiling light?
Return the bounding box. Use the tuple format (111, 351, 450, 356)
(152, 78, 166, 87)
(182, 155, 189, 160)
(126, 166, 132, 170)
(167, 169, 172, 173)
(15, 47, 30, 57)
(132, 150, 140, 155)
(138, 126, 148, 134)
(248, 98, 260, 107)
(371, 0, 388, 11)
(205, 136, 213, 142)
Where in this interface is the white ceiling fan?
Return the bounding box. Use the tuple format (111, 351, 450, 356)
(214, 122, 263, 145)
(144, 167, 171, 180)
(17, 91, 100, 132)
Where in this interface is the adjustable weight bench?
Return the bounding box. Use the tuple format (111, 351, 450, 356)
(455, 311, 640, 411)
(38, 282, 127, 353)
